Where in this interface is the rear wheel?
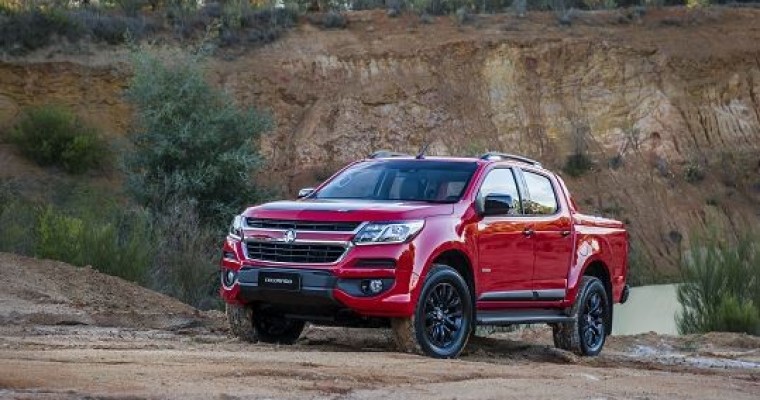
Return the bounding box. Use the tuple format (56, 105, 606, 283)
(392, 265, 473, 358)
(552, 276, 609, 356)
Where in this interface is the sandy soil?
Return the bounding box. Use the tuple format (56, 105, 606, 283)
(0, 253, 758, 399)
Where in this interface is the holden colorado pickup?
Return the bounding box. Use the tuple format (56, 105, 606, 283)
(220, 152, 630, 358)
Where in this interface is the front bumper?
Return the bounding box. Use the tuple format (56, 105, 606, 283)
(220, 237, 417, 319)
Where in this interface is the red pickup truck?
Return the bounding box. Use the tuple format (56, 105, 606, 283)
(220, 152, 629, 358)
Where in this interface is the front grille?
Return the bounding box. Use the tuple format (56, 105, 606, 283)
(245, 241, 346, 264)
(246, 218, 361, 232)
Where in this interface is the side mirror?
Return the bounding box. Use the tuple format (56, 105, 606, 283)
(297, 187, 315, 199)
(480, 193, 513, 216)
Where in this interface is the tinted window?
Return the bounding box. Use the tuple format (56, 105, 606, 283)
(478, 168, 521, 214)
(523, 171, 558, 215)
(316, 160, 477, 203)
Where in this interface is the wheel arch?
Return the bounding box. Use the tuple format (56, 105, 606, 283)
(580, 259, 613, 335)
(430, 248, 475, 300)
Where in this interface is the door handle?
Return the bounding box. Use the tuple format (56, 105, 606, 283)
(523, 228, 534, 237)
(561, 230, 571, 237)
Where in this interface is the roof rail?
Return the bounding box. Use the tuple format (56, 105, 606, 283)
(480, 152, 543, 168)
(369, 150, 413, 159)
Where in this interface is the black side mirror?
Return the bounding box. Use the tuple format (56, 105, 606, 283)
(480, 193, 514, 216)
(297, 187, 315, 199)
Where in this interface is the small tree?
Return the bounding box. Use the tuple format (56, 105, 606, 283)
(124, 47, 271, 224)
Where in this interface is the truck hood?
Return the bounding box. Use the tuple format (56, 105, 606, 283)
(243, 199, 455, 222)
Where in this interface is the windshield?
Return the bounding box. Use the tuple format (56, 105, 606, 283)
(315, 160, 478, 203)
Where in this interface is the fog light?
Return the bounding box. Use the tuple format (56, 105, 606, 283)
(222, 269, 237, 287)
(361, 279, 384, 295)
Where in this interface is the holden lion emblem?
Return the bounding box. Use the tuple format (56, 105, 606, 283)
(284, 229, 297, 243)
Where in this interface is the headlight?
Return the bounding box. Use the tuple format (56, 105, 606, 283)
(353, 221, 424, 245)
(229, 215, 244, 239)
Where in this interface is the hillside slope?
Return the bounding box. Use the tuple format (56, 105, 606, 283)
(1, 8, 759, 278)
(0, 252, 220, 330)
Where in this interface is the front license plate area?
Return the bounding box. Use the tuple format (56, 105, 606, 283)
(259, 271, 301, 291)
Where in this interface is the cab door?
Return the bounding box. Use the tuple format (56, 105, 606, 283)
(518, 169, 574, 297)
(475, 168, 534, 298)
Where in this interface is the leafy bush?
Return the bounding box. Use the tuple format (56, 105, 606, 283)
(677, 229, 760, 335)
(0, 199, 38, 256)
(71, 9, 150, 44)
(0, 182, 224, 308)
(319, 11, 347, 29)
(0, 192, 156, 284)
(455, 6, 472, 25)
(562, 153, 594, 177)
(684, 161, 705, 183)
(0, 8, 82, 54)
(124, 47, 271, 223)
(218, 5, 298, 47)
(114, 0, 147, 17)
(150, 199, 220, 309)
(10, 105, 109, 174)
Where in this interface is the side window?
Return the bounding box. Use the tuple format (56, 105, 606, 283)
(478, 168, 521, 214)
(522, 171, 558, 215)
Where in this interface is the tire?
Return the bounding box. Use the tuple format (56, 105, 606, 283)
(253, 312, 305, 345)
(391, 264, 473, 359)
(226, 303, 305, 345)
(226, 303, 258, 342)
(552, 276, 610, 356)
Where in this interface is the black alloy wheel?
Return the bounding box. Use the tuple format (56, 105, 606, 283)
(423, 282, 465, 349)
(580, 290, 605, 353)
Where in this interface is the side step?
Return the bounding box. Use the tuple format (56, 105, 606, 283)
(476, 309, 574, 326)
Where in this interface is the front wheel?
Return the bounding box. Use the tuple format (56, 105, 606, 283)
(253, 312, 305, 345)
(552, 276, 610, 356)
(226, 303, 305, 345)
(392, 265, 473, 358)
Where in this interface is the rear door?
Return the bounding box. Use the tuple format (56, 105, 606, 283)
(475, 168, 534, 297)
(518, 169, 574, 298)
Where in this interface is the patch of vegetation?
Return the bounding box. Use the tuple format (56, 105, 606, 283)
(0, 189, 154, 285)
(0, 7, 82, 55)
(150, 199, 221, 310)
(124, 47, 272, 224)
(608, 154, 623, 169)
(677, 228, 760, 335)
(0, 183, 222, 309)
(684, 159, 706, 183)
(314, 11, 348, 29)
(10, 105, 109, 174)
(705, 195, 720, 207)
(454, 6, 472, 25)
(217, 2, 298, 47)
(562, 153, 594, 177)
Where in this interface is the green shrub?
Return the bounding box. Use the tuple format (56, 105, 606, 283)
(124, 47, 271, 224)
(0, 200, 39, 256)
(150, 199, 220, 309)
(562, 153, 594, 177)
(319, 11, 347, 29)
(0, 8, 83, 55)
(34, 203, 155, 284)
(684, 161, 705, 183)
(71, 9, 151, 44)
(0, 190, 156, 284)
(10, 105, 109, 174)
(677, 229, 760, 335)
(218, 6, 297, 47)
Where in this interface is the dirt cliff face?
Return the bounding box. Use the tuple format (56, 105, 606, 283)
(1, 9, 759, 279)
